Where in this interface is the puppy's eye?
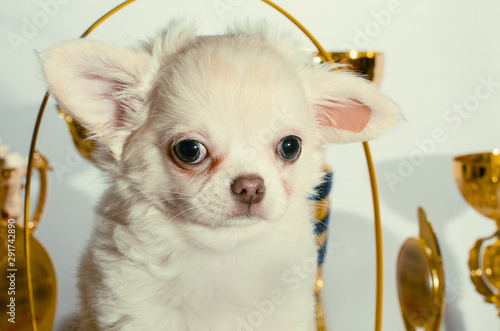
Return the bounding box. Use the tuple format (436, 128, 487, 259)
(277, 136, 301, 161)
(174, 140, 207, 164)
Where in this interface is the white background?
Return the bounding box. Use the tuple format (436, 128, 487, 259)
(1, 0, 499, 330)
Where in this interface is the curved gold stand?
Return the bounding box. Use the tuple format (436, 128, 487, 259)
(453, 150, 500, 314)
(397, 207, 444, 331)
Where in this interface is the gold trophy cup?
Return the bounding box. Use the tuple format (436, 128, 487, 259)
(453, 150, 500, 313)
(0, 150, 57, 331)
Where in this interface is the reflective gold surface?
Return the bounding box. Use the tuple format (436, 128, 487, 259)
(0, 224, 57, 331)
(58, 106, 96, 163)
(397, 207, 444, 331)
(453, 150, 500, 314)
(469, 232, 500, 310)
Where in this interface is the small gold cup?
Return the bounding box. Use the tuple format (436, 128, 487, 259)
(453, 150, 500, 314)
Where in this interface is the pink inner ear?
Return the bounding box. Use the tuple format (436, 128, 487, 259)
(318, 99, 371, 133)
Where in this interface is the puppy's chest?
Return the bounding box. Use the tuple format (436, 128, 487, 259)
(112, 223, 312, 292)
(93, 207, 318, 329)
(109, 237, 315, 330)
(147, 239, 310, 303)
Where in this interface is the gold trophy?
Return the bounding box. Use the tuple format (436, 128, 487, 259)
(0, 144, 57, 331)
(453, 150, 500, 313)
(397, 208, 445, 330)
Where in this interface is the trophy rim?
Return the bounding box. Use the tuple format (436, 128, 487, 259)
(326, 50, 384, 59)
(453, 149, 500, 166)
(453, 150, 500, 221)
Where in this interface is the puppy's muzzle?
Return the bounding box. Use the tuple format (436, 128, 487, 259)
(231, 175, 265, 205)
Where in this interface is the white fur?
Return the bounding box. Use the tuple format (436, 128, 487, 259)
(42, 20, 401, 331)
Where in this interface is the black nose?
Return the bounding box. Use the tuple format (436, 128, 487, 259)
(231, 175, 265, 205)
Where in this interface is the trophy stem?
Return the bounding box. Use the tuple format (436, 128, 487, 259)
(469, 230, 500, 314)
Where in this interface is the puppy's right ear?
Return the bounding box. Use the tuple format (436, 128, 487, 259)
(42, 39, 153, 158)
(301, 69, 402, 144)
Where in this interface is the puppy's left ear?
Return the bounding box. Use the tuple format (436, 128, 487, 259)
(42, 39, 153, 159)
(303, 68, 402, 144)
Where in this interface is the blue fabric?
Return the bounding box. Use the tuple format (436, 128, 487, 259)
(310, 170, 333, 266)
(310, 171, 333, 201)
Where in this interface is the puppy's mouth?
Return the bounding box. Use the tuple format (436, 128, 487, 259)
(207, 206, 269, 227)
(219, 214, 268, 228)
(164, 202, 268, 227)
(228, 204, 267, 220)
(210, 203, 270, 227)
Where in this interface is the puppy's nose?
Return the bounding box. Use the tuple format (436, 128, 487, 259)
(231, 175, 265, 205)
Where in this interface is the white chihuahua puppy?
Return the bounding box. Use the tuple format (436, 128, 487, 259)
(42, 21, 400, 331)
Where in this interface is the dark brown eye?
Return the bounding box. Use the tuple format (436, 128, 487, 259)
(277, 136, 301, 161)
(174, 140, 207, 164)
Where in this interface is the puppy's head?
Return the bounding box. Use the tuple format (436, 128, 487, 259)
(42, 21, 401, 227)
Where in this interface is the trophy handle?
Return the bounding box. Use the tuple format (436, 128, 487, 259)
(469, 232, 499, 303)
(30, 152, 49, 230)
